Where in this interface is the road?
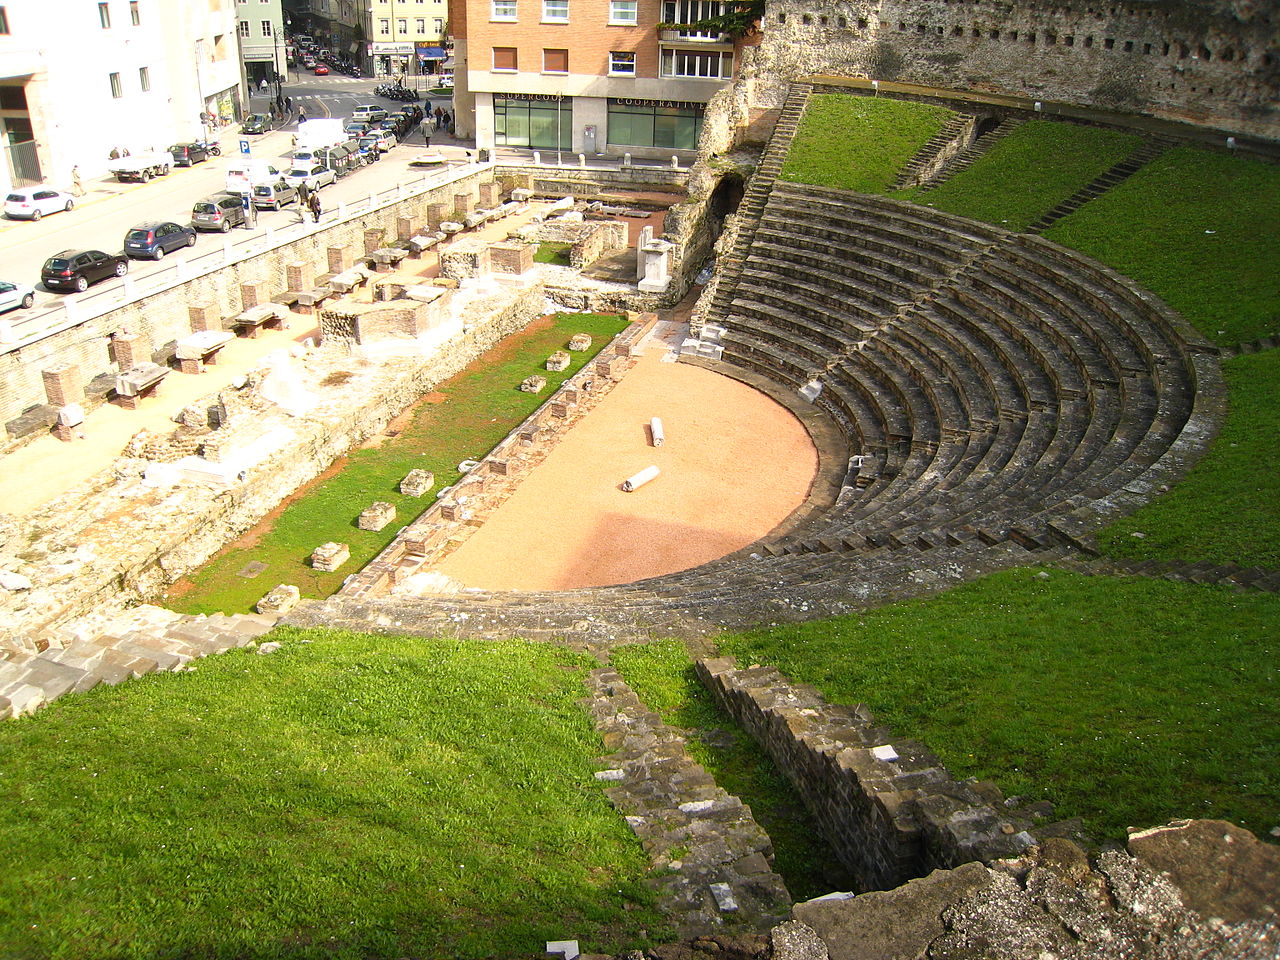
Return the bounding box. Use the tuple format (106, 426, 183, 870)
(0, 75, 456, 319)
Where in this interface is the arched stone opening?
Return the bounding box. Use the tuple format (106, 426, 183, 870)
(708, 173, 746, 240)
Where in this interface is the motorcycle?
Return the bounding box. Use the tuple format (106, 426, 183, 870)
(195, 139, 222, 157)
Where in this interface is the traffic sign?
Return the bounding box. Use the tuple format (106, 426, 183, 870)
(239, 139, 251, 156)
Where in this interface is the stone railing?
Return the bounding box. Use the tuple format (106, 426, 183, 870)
(696, 657, 1039, 891)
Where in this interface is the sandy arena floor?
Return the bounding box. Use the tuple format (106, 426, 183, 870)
(431, 344, 819, 592)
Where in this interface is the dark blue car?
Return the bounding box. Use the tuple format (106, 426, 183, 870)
(123, 220, 197, 260)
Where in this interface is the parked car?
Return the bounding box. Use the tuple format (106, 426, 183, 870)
(41, 249, 128, 292)
(0, 279, 35, 312)
(168, 142, 209, 166)
(226, 160, 285, 194)
(284, 162, 337, 192)
(343, 120, 371, 138)
(313, 64, 329, 75)
(355, 136, 382, 163)
(191, 193, 247, 232)
(124, 220, 198, 260)
(5, 186, 74, 221)
(351, 104, 388, 123)
(106, 149, 172, 182)
(369, 128, 397, 152)
(251, 179, 298, 210)
(241, 114, 273, 135)
(397, 104, 424, 126)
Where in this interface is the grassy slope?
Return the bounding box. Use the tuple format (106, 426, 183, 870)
(0, 630, 663, 960)
(1097, 350, 1280, 566)
(719, 569, 1280, 844)
(780, 94, 952, 194)
(167, 313, 628, 615)
(893, 119, 1141, 231)
(1045, 145, 1280, 345)
(610, 642, 855, 900)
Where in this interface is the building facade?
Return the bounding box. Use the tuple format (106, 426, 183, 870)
(449, 0, 748, 157)
(361, 0, 450, 79)
(0, 0, 244, 190)
(236, 0, 288, 88)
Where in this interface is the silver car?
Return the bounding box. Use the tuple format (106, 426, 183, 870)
(251, 179, 299, 210)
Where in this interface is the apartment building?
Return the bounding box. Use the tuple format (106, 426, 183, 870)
(0, 0, 243, 190)
(449, 0, 748, 157)
(236, 0, 288, 87)
(363, 0, 449, 78)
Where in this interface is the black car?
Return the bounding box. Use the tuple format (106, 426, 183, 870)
(41, 249, 128, 293)
(241, 114, 273, 135)
(398, 104, 423, 124)
(169, 142, 209, 166)
(123, 220, 198, 260)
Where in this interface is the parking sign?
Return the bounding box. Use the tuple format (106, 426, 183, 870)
(239, 139, 250, 156)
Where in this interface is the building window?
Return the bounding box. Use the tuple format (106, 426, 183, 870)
(109, 71, 122, 97)
(139, 66, 150, 91)
(662, 0, 721, 26)
(434, 18, 443, 31)
(261, 19, 271, 36)
(609, 0, 636, 24)
(99, 2, 111, 28)
(239, 19, 250, 37)
(607, 98, 703, 149)
(660, 48, 731, 79)
(609, 50, 635, 75)
(492, 0, 517, 20)
(397, 18, 407, 32)
(0, 8, 9, 34)
(130, 1, 139, 24)
(416, 17, 425, 31)
(494, 95, 569, 149)
(492, 46, 518, 70)
(543, 47, 568, 72)
(543, 0, 568, 22)
(378, 18, 389, 35)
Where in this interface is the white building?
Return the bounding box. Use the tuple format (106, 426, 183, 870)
(0, 0, 244, 190)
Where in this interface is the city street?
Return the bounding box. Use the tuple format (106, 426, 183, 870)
(0, 74, 457, 319)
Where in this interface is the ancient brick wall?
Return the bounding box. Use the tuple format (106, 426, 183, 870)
(697, 657, 1037, 891)
(750, 0, 1279, 138)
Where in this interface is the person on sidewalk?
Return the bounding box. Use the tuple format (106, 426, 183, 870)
(420, 119, 431, 147)
(71, 166, 85, 197)
(308, 190, 322, 223)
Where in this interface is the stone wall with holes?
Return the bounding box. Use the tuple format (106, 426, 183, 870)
(0, 170, 495, 435)
(749, 0, 1279, 138)
(696, 656, 1051, 892)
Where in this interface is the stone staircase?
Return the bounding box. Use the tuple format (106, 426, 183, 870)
(924, 117, 1025, 188)
(0, 605, 279, 719)
(1053, 555, 1280, 592)
(1027, 136, 1177, 233)
(890, 113, 977, 189)
(700, 82, 814, 330)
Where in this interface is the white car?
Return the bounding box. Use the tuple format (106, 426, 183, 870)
(4, 186, 75, 221)
(285, 162, 337, 192)
(370, 129, 398, 152)
(0, 279, 35, 312)
(351, 104, 388, 123)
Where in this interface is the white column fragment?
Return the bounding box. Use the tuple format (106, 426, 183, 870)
(622, 465, 660, 492)
(649, 417, 665, 447)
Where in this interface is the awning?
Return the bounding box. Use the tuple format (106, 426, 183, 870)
(417, 46, 446, 59)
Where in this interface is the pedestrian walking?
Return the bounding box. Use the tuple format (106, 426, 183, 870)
(298, 107, 307, 123)
(71, 165, 85, 196)
(420, 118, 431, 147)
(433, 106, 443, 129)
(297, 180, 310, 205)
(442, 110, 452, 131)
(308, 190, 322, 223)
(285, 96, 292, 113)
(259, 77, 268, 92)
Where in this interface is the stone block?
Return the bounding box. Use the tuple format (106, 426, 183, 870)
(189, 303, 223, 333)
(310, 542, 350, 572)
(400, 469, 435, 497)
(545, 350, 571, 372)
(363, 227, 385, 255)
(286, 261, 316, 292)
(42, 364, 85, 408)
(111, 331, 152, 371)
(395, 215, 419, 240)
(520, 375, 547, 394)
(595, 354, 625, 380)
(453, 192, 475, 216)
(239, 281, 268, 309)
(477, 181, 501, 207)
(567, 333, 592, 351)
(358, 501, 397, 531)
(256, 584, 300, 617)
(425, 201, 451, 230)
(327, 245, 355, 274)
(488, 241, 535, 275)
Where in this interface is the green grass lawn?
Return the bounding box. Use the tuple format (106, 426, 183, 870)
(781, 94, 952, 194)
(718, 569, 1280, 844)
(0, 630, 664, 960)
(167, 313, 628, 615)
(535, 241, 573, 265)
(610, 642, 856, 900)
(1097, 349, 1280, 566)
(893, 119, 1141, 231)
(1045, 145, 1280, 345)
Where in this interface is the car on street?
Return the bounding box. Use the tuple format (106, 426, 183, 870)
(251, 179, 299, 210)
(0, 279, 35, 312)
(355, 136, 382, 163)
(398, 104, 424, 124)
(343, 120, 371, 137)
(5, 185, 74, 221)
(41, 249, 128, 292)
(192, 193, 248, 232)
(124, 220, 198, 260)
(368, 128, 397, 151)
(351, 104, 388, 123)
(241, 114, 273, 135)
(285, 162, 337, 192)
(313, 64, 329, 75)
(168, 142, 209, 166)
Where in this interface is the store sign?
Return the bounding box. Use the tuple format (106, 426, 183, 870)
(609, 97, 705, 112)
(371, 42, 414, 55)
(243, 51, 276, 61)
(502, 92, 567, 103)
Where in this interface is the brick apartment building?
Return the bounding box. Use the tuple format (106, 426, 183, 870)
(448, 0, 751, 158)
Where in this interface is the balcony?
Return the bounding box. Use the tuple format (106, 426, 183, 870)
(659, 26, 728, 44)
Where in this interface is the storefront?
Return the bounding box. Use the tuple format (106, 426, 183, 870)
(416, 44, 446, 78)
(493, 94, 571, 150)
(370, 41, 414, 78)
(607, 98, 704, 151)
